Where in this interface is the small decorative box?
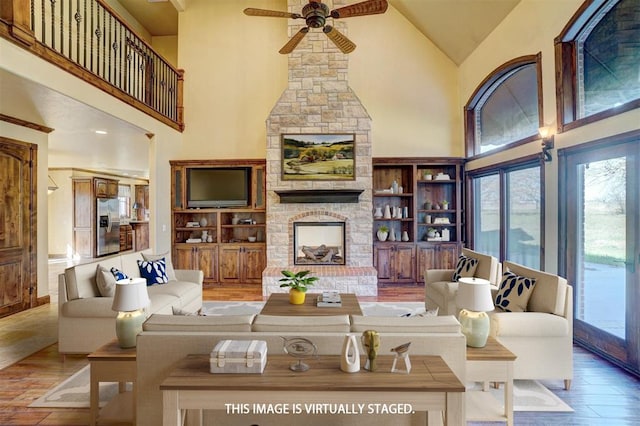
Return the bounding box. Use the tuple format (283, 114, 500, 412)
(210, 340, 267, 374)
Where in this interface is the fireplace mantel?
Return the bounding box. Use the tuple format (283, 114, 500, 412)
(275, 189, 364, 204)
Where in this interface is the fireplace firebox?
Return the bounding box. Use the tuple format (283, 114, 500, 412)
(293, 222, 345, 265)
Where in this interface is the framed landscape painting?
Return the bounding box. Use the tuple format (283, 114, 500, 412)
(281, 134, 355, 181)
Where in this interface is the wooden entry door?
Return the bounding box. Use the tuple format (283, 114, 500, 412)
(0, 137, 37, 317)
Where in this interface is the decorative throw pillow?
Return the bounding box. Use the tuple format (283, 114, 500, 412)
(172, 306, 203, 316)
(142, 252, 177, 281)
(451, 255, 479, 281)
(137, 258, 169, 285)
(495, 271, 537, 312)
(110, 267, 129, 281)
(95, 265, 116, 297)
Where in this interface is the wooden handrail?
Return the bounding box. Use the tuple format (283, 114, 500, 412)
(0, 0, 184, 132)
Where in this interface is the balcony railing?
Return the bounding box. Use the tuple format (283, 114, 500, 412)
(0, 0, 184, 131)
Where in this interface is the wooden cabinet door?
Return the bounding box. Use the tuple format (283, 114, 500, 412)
(417, 245, 437, 283)
(95, 179, 108, 198)
(174, 245, 195, 270)
(107, 180, 118, 198)
(395, 244, 416, 282)
(73, 179, 93, 258)
(243, 245, 265, 283)
(373, 245, 393, 282)
(196, 245, 218, 283)
(218, 245, 242, 283)
(438, 243, 460, 269)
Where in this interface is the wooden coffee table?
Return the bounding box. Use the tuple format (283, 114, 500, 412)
(161, 354, 465, 425)
(260, 293, 363, 316)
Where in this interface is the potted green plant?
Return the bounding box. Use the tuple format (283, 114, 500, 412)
(376, 225, 389, 242)
(441, 200, 449, 210)
(279, 270, 318, 304)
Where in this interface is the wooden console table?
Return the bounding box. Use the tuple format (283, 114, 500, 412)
(160, 354, 464, 425)
(259, 293, 363, 316)
(466, 337, 516, 425)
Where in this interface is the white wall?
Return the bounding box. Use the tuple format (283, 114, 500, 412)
(177, 0, 461, 159)
(459, 0, 640, 273)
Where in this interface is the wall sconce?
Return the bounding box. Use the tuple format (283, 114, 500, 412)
(539, 126, 555, 162)
(47, 175, 59, 194)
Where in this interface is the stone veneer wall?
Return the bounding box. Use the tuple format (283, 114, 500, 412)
(262, 0, 377, 296)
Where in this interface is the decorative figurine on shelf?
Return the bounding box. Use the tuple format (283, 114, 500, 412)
(390, 342, 412, 374)
(361, 330, 380, 371)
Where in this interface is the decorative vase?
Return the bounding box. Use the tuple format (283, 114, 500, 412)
(289, 289, 305, 305)
(392, 180, 399, 194)
(389, 228, 396, 241)
(373, 207, 383, 218)
(199, 217, 208, 227)
(401, 231, 409, 242)
(376, 231, 388, 242)
(231, 214, 239, 225)
(383, 205, 392, 219)
(427, 229, 436, 238)
(424, 201, 432, 210)
(340, 334, 360, 373)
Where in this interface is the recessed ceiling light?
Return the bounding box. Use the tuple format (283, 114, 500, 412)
(95, 130, 108, 135)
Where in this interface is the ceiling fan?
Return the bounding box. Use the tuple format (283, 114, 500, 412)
(244, 0, 388, 54)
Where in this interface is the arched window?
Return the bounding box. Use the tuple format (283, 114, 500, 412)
(465, 54, 543, 157)
(556, 0, 640, 131)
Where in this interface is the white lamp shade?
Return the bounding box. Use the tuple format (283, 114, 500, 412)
(112, 278, 150, 312)
(456, 278, 494, 312)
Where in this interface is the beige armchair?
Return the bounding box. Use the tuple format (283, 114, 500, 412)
(424, 248, 500, 315)
(490, 261, 573, 389)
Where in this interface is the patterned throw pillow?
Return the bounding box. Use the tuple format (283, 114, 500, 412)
(451, 255, 479, 281)
(137, 258, 169, 286)
(110, 267, 129, 281)
(495, 271, 537, 312)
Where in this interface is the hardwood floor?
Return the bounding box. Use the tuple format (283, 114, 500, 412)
(1, 266, 639, 425)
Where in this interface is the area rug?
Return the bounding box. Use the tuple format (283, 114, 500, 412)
(30, 364, 571, 413)
(29, 365, 130, 408)
(201, 301, 427, 317)
(468, 380, 573, 412)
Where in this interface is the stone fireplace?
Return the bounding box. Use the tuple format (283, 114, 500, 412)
(262, 0, 377, 296)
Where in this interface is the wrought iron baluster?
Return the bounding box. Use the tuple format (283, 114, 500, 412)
(49, 0, 55, 49)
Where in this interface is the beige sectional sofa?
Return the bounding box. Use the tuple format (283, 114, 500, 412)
(58, 250, 203, 354)
(137, 313, 466, 426)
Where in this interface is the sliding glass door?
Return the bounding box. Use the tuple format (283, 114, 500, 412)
(561, 135, 639, 375)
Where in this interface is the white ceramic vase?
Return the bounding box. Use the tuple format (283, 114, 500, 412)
(340, 334, 360, 373)
(373, 207, 383, 218)
(376, 231, 388, 241)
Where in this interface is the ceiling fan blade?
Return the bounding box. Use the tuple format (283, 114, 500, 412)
(323, 26, 356, 54)
(279, 27, 309, 54)
(244, 8, 301, 19)
(330, 0, 388, 19)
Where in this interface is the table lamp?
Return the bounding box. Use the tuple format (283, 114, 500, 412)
(112, 278, 150, 348)
(456, 277, 494, 348)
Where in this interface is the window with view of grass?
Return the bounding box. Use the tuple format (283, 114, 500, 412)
(470, 160, 543, 268)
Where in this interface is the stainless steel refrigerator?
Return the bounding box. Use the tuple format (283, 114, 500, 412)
(96, 198, 120, 256)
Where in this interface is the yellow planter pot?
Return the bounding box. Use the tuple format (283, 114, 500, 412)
(289, 289, 306, 305)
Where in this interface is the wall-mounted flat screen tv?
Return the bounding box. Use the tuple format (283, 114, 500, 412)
(187, 167, 250, 208)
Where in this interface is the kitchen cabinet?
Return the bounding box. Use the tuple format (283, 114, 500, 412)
(373, 243, 415, 284)
(131, 222, 149, 251)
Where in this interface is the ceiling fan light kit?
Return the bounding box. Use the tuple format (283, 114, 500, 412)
(244, 0, 388, 54)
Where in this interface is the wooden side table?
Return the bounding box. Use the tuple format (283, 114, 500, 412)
(466, 336, 517, 425)
(87, 339, 137, 426)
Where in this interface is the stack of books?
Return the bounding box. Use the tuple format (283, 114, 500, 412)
(317, 292, 342, 307)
